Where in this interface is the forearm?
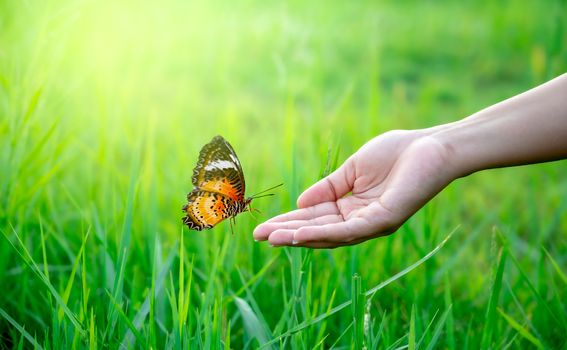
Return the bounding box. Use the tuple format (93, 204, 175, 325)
(430, 73, 567, 177)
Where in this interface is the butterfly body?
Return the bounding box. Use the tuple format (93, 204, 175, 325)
(182, 135, 252, 231)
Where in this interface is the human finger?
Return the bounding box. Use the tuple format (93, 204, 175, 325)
(252, 214, 344, 241)
(268, 229, 370, 248)
(297, 159, 355, 208)
(292, 236, 369, 248)
(258, 202, 339, 225)
(271, 240, 338, 249)
(292, 218, 379, 244)
(265, 219, 370, 246)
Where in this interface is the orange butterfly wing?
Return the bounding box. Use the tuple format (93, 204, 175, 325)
(182, 136, 247, 230)
(182, 191, 231, 230)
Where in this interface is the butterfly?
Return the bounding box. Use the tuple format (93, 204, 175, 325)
(182, 135, 282, 231)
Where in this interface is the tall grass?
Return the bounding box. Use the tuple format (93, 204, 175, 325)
(1, 0, 566, 348)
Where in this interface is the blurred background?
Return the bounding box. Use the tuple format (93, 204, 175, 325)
(1, 0, 566, 348)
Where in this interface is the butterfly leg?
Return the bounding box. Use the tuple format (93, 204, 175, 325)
(247, 207, 262, 222)
(248, 202, 263, 215)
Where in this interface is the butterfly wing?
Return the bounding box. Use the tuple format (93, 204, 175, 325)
(183, 136, 247, 230)
(182, 190, 233, 230)
(191, 135, 245, 202)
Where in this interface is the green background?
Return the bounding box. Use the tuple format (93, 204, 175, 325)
(1, 0, 566, 348)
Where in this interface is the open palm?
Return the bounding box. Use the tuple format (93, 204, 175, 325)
(253, 130, 456, 248)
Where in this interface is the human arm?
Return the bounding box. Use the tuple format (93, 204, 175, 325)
(253, 73, 567, 248)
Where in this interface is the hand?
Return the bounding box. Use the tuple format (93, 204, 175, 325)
(253, 74, 567, 248)
(253, 130, 458, 248)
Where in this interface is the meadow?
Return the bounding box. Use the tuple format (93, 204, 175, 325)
(1, 0, 566, 348)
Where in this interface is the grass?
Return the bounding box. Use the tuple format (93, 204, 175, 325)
(1, 0, 567, 348)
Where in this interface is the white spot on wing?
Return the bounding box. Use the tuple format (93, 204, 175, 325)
(229, 153, 240, 165)
(205, 160, 238, 171)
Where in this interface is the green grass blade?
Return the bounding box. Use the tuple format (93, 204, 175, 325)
(227, 254, 278, 302)
(120, 240, 178, 347)
(408, 304, 416, 350)
(178, 229, 185, 337)
(39, 217, 52, 309)
(424, 306, 452, 350)
(443, 274, 455, 350)
(500, 232, 562, 325)
(0, 307, 44, 350)
(106, 290, 147, 349)
(58, 230, 90, 322)
(366, 227, 457, 300)
(224, 320, 231, 350)
(106, 150, 139, 340)
(480, 245, 507, 350)
(1, 227, 85, 336)
(542, 246, 567, 285)
(329, 321, 354, 349)
(234, 297, 274, 349)
(497, 308, 544, 350)
(351, 274, 365, 350)
(415, 309, 439, 349)
(259, 228, 456, 348)
(149, 240, 158, 350)
(89, 308, 96, 350)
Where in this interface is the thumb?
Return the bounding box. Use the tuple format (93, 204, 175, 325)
(297, 158, 355, 208)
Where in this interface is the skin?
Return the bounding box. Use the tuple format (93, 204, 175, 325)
(253, 73, 567, 248)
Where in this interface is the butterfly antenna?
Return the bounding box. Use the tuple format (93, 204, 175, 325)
(249, 183, 284, 199)
(249, 193, 275, 199)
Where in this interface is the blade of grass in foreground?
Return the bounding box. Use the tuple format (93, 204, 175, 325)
(259, 226, 458, 349)
(499, 230, 563, 326)
(329, 321, 354, 349)
(497, 308, 544, 350)
(480, 243, 506, 350)
(89, 308, 97, 350)
(415, 308, 439, 348)
(226, 254, 278, 303)
(363, 309, 386, 350)
(58, 230, 90, 322)
(106, 290, 147, 349)
(408, 304, 417, 350)
(106, 144, 140, 341)
(424, 306, 452, 350)
(351, 274, 365, 350)
(235, 268, 275, 347)
(1, 226, 86, 336)
(234, 297, 274, 349)
(443, 273, 456, 350)
(120, 239, 178, 347)
(0, 307, 44, 350)
(542, 246, 567, 285)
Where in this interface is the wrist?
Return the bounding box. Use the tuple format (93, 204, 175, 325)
(428, 118, 483, 179)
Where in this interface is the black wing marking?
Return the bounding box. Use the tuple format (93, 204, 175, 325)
(191, 135, 245, 194)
